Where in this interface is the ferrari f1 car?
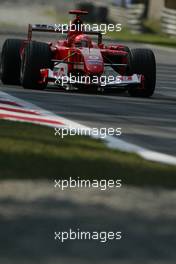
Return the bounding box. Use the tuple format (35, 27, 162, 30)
(1, 10, 156, 97)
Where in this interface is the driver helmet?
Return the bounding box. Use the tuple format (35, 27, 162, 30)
(74, 34, 92, 48)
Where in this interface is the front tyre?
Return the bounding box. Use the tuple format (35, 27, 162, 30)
(1, 39, 23, 85)
(128, 48, 156, 97)
(21, 41, 52, 90)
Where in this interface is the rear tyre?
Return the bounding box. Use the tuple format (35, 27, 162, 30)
(128, 48, 156, 97)
(1, 39, 23, 85)
(21, 41, 52, 89)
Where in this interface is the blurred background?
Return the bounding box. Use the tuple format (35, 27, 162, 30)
(0, 0, 175, 46)
(76, 0, 176, 37)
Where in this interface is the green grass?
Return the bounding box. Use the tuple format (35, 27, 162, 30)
(0, 120, 176, 188)
(0, 22, 19, 28)
(108, 27, 176, 48)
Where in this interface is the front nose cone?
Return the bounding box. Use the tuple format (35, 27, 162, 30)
(86, 64, 104, 75)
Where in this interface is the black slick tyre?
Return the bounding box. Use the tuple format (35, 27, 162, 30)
(21, 41, 51, 90)
(128, 48, 156, 97)
(1, 39, 23, 85)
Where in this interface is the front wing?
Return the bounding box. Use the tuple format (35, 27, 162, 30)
(39, 65, 142, 89)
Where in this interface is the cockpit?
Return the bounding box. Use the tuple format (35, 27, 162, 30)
(74, 35, 92, 48)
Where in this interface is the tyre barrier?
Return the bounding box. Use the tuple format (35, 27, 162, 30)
(76, 2, 95, 22)
(127, 3, 145, 33)
(161, 7, 176, 37)
(76, 2, 109, 23)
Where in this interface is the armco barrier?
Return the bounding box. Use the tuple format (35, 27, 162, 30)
(127, 3, 145, 33)
(162, 7, 176, 37)
(108, 5, 127, 25)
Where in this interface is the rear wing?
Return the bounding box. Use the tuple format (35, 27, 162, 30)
(28, 24, 58, 40)
(27, 24, 102, 45)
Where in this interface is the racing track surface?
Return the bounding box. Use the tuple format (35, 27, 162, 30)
(0, 32, 176, 156)
(0, 32, 176, 264)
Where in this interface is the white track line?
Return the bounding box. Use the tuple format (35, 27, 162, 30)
(0, 90, 176, 166)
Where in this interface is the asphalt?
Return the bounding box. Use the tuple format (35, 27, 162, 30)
(0, 181, 176, 264)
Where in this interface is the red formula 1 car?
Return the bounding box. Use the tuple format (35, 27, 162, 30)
(1, 10, 156, 97)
